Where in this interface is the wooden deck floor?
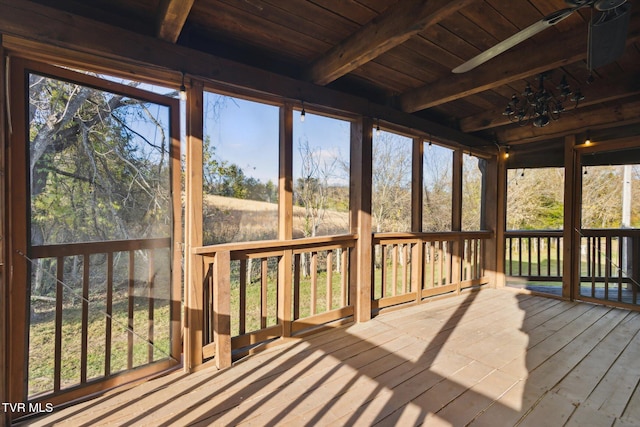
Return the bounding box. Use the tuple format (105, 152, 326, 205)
(22, 288, 640, 426)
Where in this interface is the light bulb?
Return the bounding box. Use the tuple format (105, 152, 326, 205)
(300, 108, 306, 122)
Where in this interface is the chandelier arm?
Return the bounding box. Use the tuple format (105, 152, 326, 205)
(503, 72, 584, 128)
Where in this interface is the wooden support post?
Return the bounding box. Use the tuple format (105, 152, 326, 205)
(0, 36, 7, 427)
(563, 135, 578, 300)
(412, 137, 424, 301)
(184, 79, 204, 370)
(483, 155, 505, 288)
(633, 236, 640, 300)
(278, 104, 293, 337)
(350, 117, 373, 322)
(169, 85, 183, 363)
(213, 251, 232, 369)
(278, 103, 293, 241)
(452, 149, 463, 292)
(411, 137, 423, 232)
(7, 56, 29, 414)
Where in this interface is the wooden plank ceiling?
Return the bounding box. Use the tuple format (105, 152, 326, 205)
(29, 0, 640, 153)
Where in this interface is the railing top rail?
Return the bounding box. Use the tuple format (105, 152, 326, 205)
(505, 228, 640, 238)
(194, 233, 358, 257)
(504, 230, 563, 237)
(580, 228, 640, 238)
(31, 237, 171, 259)
(373, 230, 493, 242)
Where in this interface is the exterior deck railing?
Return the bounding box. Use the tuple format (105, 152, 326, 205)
(579, 229, 640, 305)
(194, 234, 357, 364)
(372, 231, 492, 310)
(194, 230, 492, 367)
(505, 230, 563, 282)
(27, 237, 179, 401)
(505, 229, 640, 308)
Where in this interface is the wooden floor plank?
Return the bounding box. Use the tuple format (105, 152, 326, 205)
(554, 311, 640, 403)
(517, 390, 577, 427)
(22, 289, 640, 427)
(565, 402, 617, 427)
(585, 315, 640, 420)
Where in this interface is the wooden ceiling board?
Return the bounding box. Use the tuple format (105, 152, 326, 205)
(349, 61, 418, 94)
(419, 23, 485, 66)
(401, 36, 465, 75)
(188, 0, 331, 63)
(13, 0, 638, 158)
(370, 50, 441, 86)
(30, 0, 159, 34)
(306, 0, 383, 25)
(437, 12, 503, 54)
(458, 2, 520, 41)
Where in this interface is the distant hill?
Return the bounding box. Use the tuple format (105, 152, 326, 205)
(202, 194, 350, 244)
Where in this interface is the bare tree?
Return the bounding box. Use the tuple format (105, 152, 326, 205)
(372, 132, 412, 232)
(295, 137, 337, 238)
(295, 138, 338, 275)
(423, 145, 453, 232)
(28, 73, 172, 294)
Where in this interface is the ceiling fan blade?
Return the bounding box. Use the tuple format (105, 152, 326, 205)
(452, 8, 577, 73)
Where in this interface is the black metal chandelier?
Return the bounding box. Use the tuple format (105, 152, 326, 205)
(503, 73, 584, 128)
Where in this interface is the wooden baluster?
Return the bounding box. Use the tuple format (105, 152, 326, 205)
(341, 249, 348, 307)
(105, 253, 113, 377)
(148, 249, 155, 363)
(326, 250, 333, 311)
(591, 237, 596, 298)
(391, 244, 398, 297)
(402, 244, 409, 294)
(605, 236, 612, 300)
(81, 254, 90, 382)
(127, 251, 135, 369)
(54, 257, 64, 391)
(430, 242, 435, 288)
(536, 237, 541, 277)
(261, 258, 268, 329)
(311, 252, 318, 315)
(617, 237, 623, 302)
(239, 259, 247, 335)
(557, 237, 561, 277)
(293, 254, 301, 320)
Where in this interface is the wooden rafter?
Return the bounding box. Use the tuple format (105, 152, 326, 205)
(0, 0, 490, 151)
(398, 12, 640, 113)
(156, 0, 195, 43)
(496, 99, 640, 144)
(460, 74, 640, 133)
(304, 0, 479, 86)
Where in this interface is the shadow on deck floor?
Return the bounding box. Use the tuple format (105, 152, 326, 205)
(18, 288, 640, 426)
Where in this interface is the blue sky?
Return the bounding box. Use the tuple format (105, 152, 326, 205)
(204, 94, 351, 184)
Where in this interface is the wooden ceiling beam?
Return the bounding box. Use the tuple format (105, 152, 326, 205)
(460, 74, 640, 132)
(398, 11, 640, 113)
(0, 0, 491, 152)
(156, 0, 195, 43)
(495, 99, 640, 144)
(304, 0, 479, 86)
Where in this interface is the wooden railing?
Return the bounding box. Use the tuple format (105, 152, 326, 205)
(504, 230, 563, 281)
(193, 231, 491, 367)
(28, 237, 179, 400)
(372, 231, 492, 310)
(194, 234, 356, 365)
(505, 229, 640, 308)
(579, 229, 640, 305)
